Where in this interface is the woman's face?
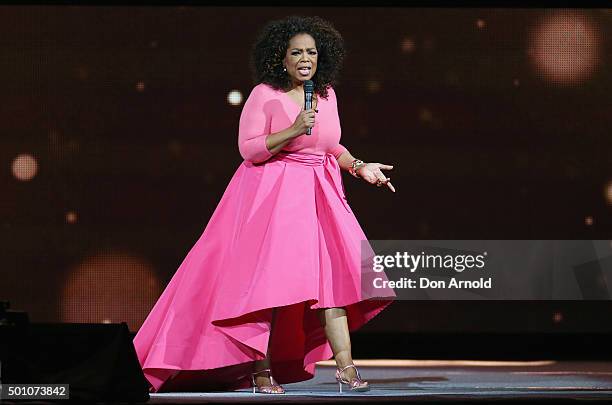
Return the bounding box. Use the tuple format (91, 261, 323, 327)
(282, 33, 318, 87)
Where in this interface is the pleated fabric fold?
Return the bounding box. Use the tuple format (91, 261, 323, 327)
(133, 151, 396, 392)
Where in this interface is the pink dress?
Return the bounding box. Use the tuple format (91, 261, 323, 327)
(132, 83, 396, 392)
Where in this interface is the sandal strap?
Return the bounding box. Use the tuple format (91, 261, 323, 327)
(336, 364, 362, 383)
(251, 368, 272, 377)
(252, 368, 282, 388)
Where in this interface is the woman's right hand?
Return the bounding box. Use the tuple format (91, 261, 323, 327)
(291, 106, 316, 137)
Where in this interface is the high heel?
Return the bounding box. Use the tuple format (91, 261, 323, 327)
(250, 368, 285, 394)
(335, 364, 370, 393)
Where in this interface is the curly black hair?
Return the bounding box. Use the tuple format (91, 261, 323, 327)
(250, 15, 345, 100)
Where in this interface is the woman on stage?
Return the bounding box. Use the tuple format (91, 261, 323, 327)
(133, 15, 396, 395)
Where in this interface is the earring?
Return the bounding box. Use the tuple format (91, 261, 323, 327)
(283, 66, 287, 72)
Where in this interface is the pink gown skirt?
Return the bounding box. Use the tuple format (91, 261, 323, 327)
(133, 150, 396, 392)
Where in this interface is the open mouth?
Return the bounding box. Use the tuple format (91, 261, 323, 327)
(298, 67, 311, 76)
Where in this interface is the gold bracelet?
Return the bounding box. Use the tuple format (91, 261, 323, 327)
(349, 159, 365, 178)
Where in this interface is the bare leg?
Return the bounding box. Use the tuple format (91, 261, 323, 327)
(318, 307, 358, 381)
(253, 308, 278, 387)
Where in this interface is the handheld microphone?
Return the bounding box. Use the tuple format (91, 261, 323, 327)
(303, 80, 314, 135)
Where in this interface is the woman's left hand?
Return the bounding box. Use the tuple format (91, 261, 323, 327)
(356, 163, 395, 192)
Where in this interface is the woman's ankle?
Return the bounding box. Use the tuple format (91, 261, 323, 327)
(253, 357, 271, 372)
(336, 362, 358, 380)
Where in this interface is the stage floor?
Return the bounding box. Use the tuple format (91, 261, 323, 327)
(147, 360, 612, 403)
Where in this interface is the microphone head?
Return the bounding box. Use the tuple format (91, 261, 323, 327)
(303, 80, 314, 93)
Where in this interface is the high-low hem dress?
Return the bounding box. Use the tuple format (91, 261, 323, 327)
(133, 83, 396, 393)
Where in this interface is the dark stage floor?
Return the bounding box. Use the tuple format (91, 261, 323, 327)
(144, 359, 612, 403)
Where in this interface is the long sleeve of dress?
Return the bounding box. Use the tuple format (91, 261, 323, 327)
(327, 86, 348, 160)
(238, 86, 274, 163)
